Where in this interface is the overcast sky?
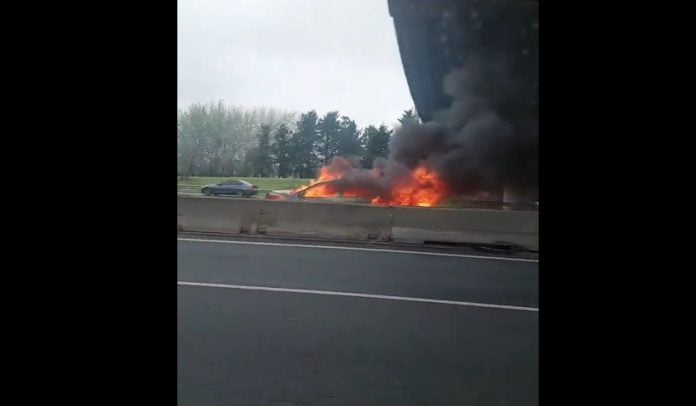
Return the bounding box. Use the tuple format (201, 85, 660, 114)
(178, 0, 414, 127)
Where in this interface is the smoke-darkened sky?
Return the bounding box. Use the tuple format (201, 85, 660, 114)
(178, 0, 413, 127)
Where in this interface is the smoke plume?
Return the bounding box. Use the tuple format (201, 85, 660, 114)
(301, 1, 538, 203)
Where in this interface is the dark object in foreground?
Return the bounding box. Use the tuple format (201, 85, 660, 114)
(201, 179, 258, 197)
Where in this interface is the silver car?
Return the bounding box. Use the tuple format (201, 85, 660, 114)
(201, 179, 258, 197)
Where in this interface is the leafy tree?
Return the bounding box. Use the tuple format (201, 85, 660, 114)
(239, 148, 259, 177)
(176, 100, 296, 177)
(177, 104, 208, 176)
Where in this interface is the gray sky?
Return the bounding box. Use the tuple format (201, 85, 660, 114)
(178, 0, 414, 127)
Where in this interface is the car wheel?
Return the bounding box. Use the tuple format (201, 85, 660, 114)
(203, 188, 211, 196)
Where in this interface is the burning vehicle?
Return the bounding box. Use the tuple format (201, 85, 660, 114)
(290, 157, 449, 207)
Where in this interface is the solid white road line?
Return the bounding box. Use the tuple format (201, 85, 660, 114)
(177, 281, 539, 312)
(177, 237, 538, 263)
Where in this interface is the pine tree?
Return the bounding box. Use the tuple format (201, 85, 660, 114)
(397, 108, 419, 126)
(289, 111, 320, 178)
(272, 124, 291, 178)
(253, 125, 273, 177)
(317, 111, 341, 165)
(361, 124, 392, 168)
(335, 116, 363, 157)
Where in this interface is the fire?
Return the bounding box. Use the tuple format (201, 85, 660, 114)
(370, 166, 448, 207)
(294, 165, 357, 197)
(293, 160, 449, 207)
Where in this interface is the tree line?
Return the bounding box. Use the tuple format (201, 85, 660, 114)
(178, 100, 419, 178)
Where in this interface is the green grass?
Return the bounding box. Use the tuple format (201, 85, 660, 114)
(177, 176, 313, 192)
(177, 176, 534, 210)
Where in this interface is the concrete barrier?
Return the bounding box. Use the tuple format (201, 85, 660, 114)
(390, 206, 539, 248)
(177, 195, 538, 250)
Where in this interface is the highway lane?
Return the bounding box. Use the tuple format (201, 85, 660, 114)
(178, 237, 538, 405)
(178, 238, 538, 309)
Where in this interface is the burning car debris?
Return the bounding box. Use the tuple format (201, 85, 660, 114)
(289, 157, 449, 207)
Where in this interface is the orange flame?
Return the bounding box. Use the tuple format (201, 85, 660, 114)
(371, 166, 448, 207)
(293, 165, 360, 197)
(293, 161, 448, 207)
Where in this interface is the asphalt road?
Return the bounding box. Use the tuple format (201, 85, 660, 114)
(178, 237, 538, 405)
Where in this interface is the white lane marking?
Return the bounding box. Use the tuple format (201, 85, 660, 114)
(177, 238, 538, 263)
(177, 281, 539, 312)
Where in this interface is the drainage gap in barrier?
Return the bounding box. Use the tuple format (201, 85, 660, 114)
(474, 243, 536, 254)
(474, 244, 518, 252)
(423, 240, 477, 248)
(423, 240, 528, 253)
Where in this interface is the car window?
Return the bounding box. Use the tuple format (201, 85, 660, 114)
(221, 180, 242, 186)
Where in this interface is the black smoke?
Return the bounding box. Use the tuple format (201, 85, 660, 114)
(394, 51, 538, 196)
(302, 1, 538, 203)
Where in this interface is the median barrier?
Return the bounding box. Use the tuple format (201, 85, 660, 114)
(177, 194, 538, 250)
